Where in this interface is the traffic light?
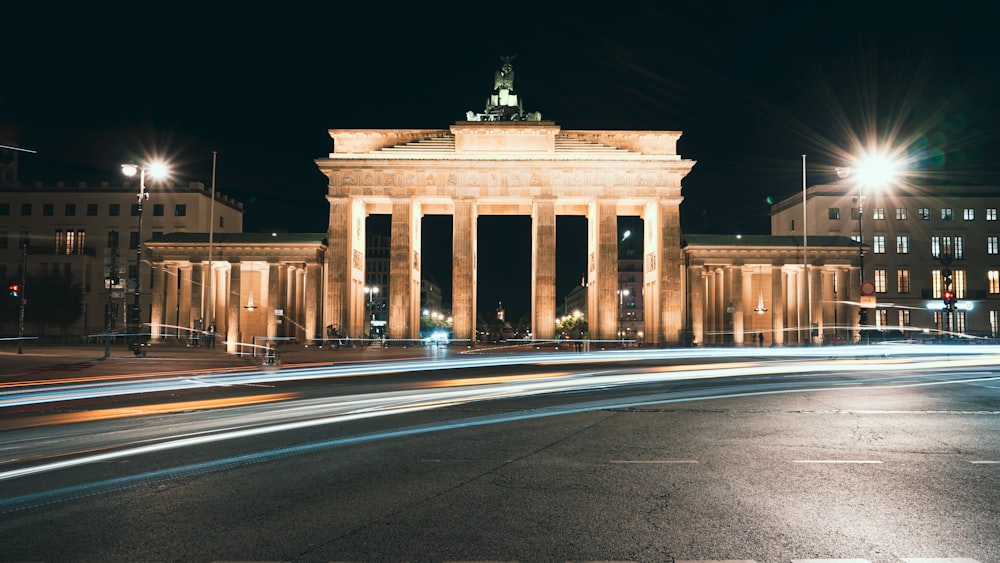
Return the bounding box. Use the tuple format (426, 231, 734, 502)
(942, 289, 957, 312)
(7, 283, 18, 297)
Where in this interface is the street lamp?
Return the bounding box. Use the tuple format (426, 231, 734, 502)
(836, 151, 901, 338)
(364, 286, 379, 336)
(121, 160, 168, 347)
(618, 288, 629, 343)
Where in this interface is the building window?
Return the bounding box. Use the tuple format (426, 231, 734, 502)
(896, 235, 909, 254)
(874, 268, 887, 293)
(991, 310, 999, 338)
(129, 231, 139, 250)
(955, 236, 965, 259)
(107, 230, 119, 248)
(898, 309, 910, 328)
(131, 204, 140, 216)
(174, 204, 187, 216)
(954, 269, 967, 299)
(941, 208, 953, 220)
(918, 208, 930, 220)
(873, 235, 886, 254)
(0, 231, 6, 249)
(0, 203, 8, 216)
(989, 236, 999, 255)
(128, 264, 138, 285)
(932, 236, 963, 258)
(153, 203, 164, 216)
(989, 270, 1000, 294)
(872, 208, 885, 220)
(828, 208, 840, 220)
(897, 269, 910, 293)
(43, 203, 54, 216)
(932, 269, 942, 298)
(964, 208, 975, 221)
(851, 233, 861, 244)
(219, 216, 225, 228)
(875, 309, 888, 327)
(988, 208, 998, 221)
(955, 311, 966, 333)
(87, 203, 98, 216)
(65, 203, 76, 216)
(109, 203, 120, 216)
(895, 208, 907, 220)
(55, 229, 65, 254)
(20, 203, 32, 216)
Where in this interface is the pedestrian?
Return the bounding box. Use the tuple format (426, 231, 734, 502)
(758, 332, 764, 347)
(207, 323, 216, 349)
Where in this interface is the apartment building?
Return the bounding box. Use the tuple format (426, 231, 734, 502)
(0, 180, 243, 337)
(771, 181, 1000, 338)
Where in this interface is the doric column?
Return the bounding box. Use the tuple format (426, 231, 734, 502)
(150, 263, 166, 341)
(848, 266, 861, 342)
(588, 199, 618, 341)
(836, 267, 850, 341)
(267, 263, 280, 339)
(294, 267, 305, 340)
(787, 268, 799, 344)
(226, 263, 241, 353)
(715, 268, 725, 345)
(821, 268, 836, 342)
(389, 199, 422, 340)
(771, 265, 785, 346)
(164, 264, 179, 340)
(325, 196, 367, 339)
(731, 265, 744, 345)
(305, 263, 321, 343)
(688, 265, 705, 346)
(642, 198, 684, 345)
(191, 263, 203, 325)
(178, 264, 192, 336)
(810, 266, 823, 343)
(741, 267, 754, 344)
(452, 198, 477, 344)
(532, 199, 556, 340)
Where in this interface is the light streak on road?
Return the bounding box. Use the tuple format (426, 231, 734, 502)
(4, 344, 1000, 410)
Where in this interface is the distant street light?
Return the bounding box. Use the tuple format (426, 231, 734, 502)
(121, 160, 168, 347)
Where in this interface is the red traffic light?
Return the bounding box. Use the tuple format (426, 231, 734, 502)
(8, 283, 19, 297)
(942, 290, 955, 302)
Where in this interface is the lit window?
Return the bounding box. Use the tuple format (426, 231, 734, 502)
(955, 236, 965, 259)
(989, 236, 999, 255)
(964, 208, 975, 221)
(896, 235, 909, 254)
(989, 270, 1000, 294)
(932, 269, 942, 298)
(897, 269, 910, 293)
(991, 310, 999, 337)
(874, 269, 887, 293)
(873, 208, 885, 220)
(988, 208, 998, 221)
(954, 269, 967, 299)
(895, 208, 907, 220)
(941, 208, 953, 220)
(898, 309, 910, 327)
(918, 208, 930, 220)
(873, 235, 886, 254)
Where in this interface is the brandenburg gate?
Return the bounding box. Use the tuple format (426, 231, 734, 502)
(315, 122, 695, 345)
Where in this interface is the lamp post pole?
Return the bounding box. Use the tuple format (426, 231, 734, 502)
(802, 154, 811, 345)
(121, 161, 166, 349)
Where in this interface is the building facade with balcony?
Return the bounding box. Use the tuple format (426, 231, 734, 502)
(771, 181, 1000, 338)
(0, 180, 243, 337)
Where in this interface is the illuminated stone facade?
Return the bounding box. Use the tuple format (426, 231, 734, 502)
(316, 121, 696, 345)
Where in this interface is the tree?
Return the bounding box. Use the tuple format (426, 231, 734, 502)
(24, 273, 83, 336)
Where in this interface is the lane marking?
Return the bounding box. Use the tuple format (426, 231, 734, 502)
(791, 460, 883, 464)
(610, 460, 699, 464)
(967, 460, 1000, 464)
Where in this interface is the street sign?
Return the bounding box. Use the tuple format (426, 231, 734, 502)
(860, 295, 877, 308)
(111, 291, 124, 299)
(861, 281, 876, 296)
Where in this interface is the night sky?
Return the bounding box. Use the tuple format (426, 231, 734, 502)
(4, 2, 999, 321)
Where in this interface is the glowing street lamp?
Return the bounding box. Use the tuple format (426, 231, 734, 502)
(836, 150, 901, 332)
(121, 160, 168, 346)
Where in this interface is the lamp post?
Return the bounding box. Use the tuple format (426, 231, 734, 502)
(617, 288, 629, 344)
(801, 154, 811, 345)
(364, 286, 379, 337)
(121, 161, 168, 348)
(836, 152, 900, 341)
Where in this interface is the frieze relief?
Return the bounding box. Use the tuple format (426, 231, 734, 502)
(330, 168, 680, 194)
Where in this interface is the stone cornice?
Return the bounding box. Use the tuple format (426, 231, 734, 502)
(561, 130, 683, 155)
(328, 129, 450, 154)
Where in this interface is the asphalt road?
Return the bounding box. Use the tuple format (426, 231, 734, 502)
(1, 347, 998, 562)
